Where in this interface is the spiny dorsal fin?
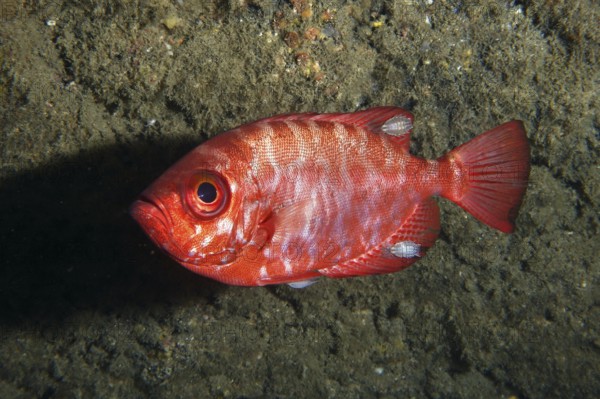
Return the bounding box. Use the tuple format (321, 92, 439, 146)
(247, 106, 414, 152)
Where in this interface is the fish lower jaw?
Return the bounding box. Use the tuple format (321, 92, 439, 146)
(171, 249, 237, 269)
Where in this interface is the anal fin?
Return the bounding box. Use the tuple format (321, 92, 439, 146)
(320, 198, 440, 278)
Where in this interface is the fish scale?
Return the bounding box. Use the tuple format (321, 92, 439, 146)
(246, 120, 418, 272)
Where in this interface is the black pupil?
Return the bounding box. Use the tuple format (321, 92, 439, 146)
(197, 182, 217, 204)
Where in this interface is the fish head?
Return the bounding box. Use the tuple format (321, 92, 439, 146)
(130, 143, 260, 272)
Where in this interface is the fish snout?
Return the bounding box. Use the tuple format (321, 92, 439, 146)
(129, 195, 172, 246)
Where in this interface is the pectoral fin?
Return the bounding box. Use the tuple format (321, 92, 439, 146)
(258, 198, 317, 244)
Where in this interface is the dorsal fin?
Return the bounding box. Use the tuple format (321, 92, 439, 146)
(246, 106, 414, 152)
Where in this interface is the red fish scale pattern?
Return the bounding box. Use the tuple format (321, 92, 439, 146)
(198, 119, 440, 285)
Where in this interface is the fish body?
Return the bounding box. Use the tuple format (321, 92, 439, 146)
(130, 107, 530, 287)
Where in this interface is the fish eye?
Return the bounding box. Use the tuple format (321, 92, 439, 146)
(197, 182, 217, 204)
(184, 171, 230, 219)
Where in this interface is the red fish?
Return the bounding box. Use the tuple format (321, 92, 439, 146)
(130, 107, 530, 287)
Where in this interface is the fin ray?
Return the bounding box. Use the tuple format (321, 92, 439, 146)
(439, 120, 530, 233)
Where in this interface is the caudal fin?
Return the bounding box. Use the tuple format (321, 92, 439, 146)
(439, 121, 530, 233)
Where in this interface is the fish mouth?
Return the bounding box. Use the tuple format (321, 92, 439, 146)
(130, 195, 172, 246)
(130, 195, 237, 268)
